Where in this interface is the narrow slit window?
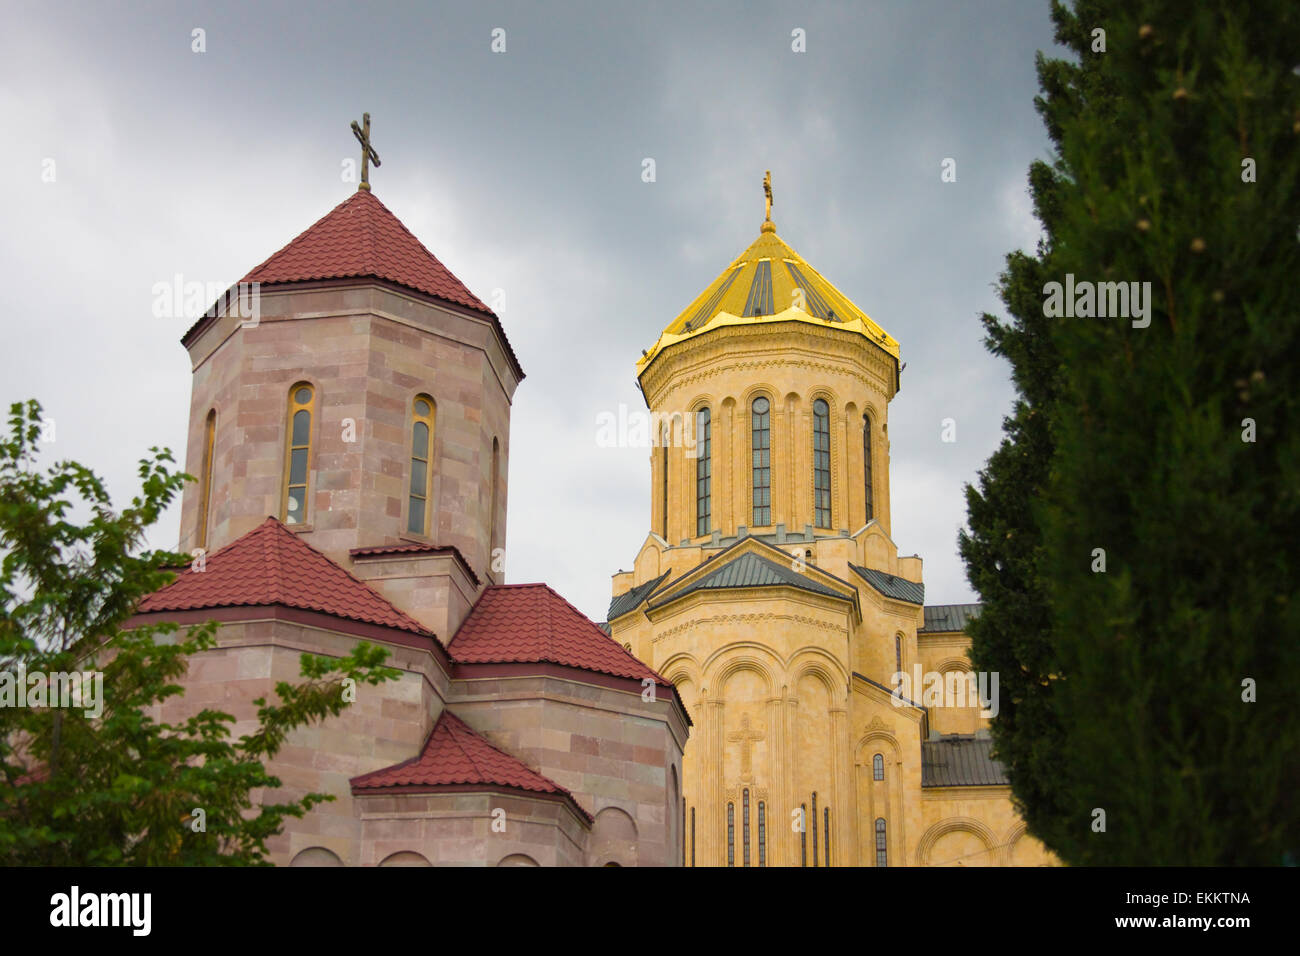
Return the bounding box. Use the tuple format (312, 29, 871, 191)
(690, 807, 696, 867)
(198, 409, 216, 547)
(874, 753, 885, 781)
(490, 437, 500, 549)
(408, 396, 436, 535)
(742, 788, 751, 867)
(727, 802, 735, 867)
(282, 384, 315, 525)
(863, 414, 874, 522)
(811, 792, 819, 867)
(758, 801, 767, 867)
(824, 807, 831, 867)
(876, 818, 888, 867)
(800, 803, 808, 867)
(751, 397, 771, 526)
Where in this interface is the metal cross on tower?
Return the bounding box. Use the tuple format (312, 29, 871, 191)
(351, 112, 381, 191)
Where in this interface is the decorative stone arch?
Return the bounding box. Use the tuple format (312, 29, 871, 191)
(659, 651, 703, 688)
(290, 846, 343, 867)
(787, 651, 849, 704)
(590, 805, 639, 868)
(686, 392, 714, 416)
(378, 850, 432, 867)
(707, 647, 780, 699)
(496, 853, 540, 866)
(738, 382, 779, 411)
(855, 723, 905, 868)
(855, 729, 903, 765)
(930, 656, 981, 733)
(915, 817, 998, 867)
(1001, 822, 1028, 867)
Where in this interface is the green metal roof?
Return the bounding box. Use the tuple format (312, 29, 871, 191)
(920, 603, 981, 633)
(921, 736, 1008, 787)
(648, 552, 848, 609)
(851, 564, 925, 605)
(606, 569, 672, 622)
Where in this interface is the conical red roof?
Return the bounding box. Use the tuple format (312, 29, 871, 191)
(450, 583, 673, 687)
(350, 709, 590, 819)
(137, 516, 433, 638)
(240, 189, 493, 315)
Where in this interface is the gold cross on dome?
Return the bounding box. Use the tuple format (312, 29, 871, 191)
(351, 112, 381, 191)
(763, 170, 773, 221)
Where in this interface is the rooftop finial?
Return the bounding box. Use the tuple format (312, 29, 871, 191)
(350, 112, 381, 191)
(762, 169, 775, 232)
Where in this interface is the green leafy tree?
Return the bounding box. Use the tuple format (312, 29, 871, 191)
(966, 0, 1300, 865)
(0, 400, 400, 864)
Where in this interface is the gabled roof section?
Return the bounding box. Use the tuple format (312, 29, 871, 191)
(350, 709, 591, 821)
(920, 603, 981, 634)
(137, 516, 434, 639)
(851, 564, 925, 606)
(637, 225, 899, 375)
(648, 545, 852, 611)
(607, 568, 672, 622)
(450, 584, 673, 687)
(921, 736, 1008, 787)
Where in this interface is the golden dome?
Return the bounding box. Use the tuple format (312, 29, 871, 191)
(637, 225, 899, 375)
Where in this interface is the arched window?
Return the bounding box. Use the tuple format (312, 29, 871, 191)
(726, 802, 735, 867)
(896, 634, 903, 676)
(660, 425, 669, 539)
(800, 802, 808, 867)
(873, 752, 885, 781)
(282, 384, 315, 525)
(695, 407, 711, 536)
(408, 396, 435, 535)
(742, 788, 751, 867)
(690, 807, 696, 867)
(813, 398, 831, 527)
(863, 413, 874, 522)
(751, 397, 771, 526)
(875, 817, 888, 867)
(758, 801, 767, 867)
(198, 409, 216, 547)
(489, 437, 500, 549)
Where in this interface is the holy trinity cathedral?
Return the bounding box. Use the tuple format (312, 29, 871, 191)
(130, 117, 1046, 865)
(605, 175, 1055, 867)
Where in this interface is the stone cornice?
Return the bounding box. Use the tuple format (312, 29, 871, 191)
(639, 321, 897, 408)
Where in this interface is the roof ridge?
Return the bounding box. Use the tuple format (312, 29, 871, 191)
(442, 712, 492, 783)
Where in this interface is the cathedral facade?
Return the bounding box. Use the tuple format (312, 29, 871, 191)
(607, 196, 1055, 866)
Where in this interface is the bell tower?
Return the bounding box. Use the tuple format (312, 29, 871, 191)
(635, 176, 901, 548)
(176, 125, 522, 636)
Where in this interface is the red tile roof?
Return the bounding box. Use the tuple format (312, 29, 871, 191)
(180, 190, 524, 380)
(450, 584, 673, 687)
(242, 189, 493, 316)
(137, 516, 434, 639)
(350, 709, 590, 819)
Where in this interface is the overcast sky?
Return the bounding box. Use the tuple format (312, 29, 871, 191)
(1, 0, 1056, 622)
